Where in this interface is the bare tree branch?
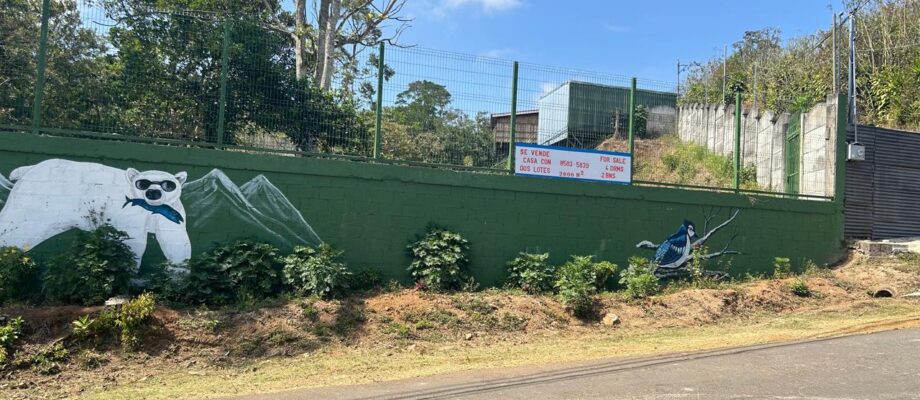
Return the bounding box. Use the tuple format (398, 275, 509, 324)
(636, 240, 659, 250)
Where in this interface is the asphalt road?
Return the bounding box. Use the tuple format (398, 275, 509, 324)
(234, 328, 920, 400)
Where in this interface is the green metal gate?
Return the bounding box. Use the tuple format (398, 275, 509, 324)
(785, 112, 801, 195)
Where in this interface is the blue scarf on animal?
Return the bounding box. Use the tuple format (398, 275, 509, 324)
(123, 196, 184, 224)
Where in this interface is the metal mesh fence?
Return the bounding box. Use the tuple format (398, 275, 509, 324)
(380, 47, 513, 168)
(0, 0, 41, 128)
(0, 0, 840, 199)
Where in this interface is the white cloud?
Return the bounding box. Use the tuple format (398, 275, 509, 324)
(534, 82, 560, 103)
(441, 0, 522, 13)
(479, 48, 516, 59)
(604, 23, 629, 33)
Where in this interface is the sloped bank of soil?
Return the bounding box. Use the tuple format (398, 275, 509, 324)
(2, 254, 920, 399)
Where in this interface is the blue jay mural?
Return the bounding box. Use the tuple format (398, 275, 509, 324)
(636, 209, 741, 279)
(654, 220, 697, 270)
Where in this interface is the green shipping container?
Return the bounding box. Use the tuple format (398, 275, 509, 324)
(537, 81, 677, 146)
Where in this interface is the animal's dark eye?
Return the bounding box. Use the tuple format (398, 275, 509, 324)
(161, 181, 177, 192)
(135, 179, 151, 190)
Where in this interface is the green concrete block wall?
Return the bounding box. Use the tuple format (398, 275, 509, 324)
(0, 132, 844, 286)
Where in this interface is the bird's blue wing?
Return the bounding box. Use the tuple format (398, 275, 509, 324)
(655, 236, 688, 266)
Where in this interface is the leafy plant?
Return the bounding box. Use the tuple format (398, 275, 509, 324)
(773, 257, 792, 278)
(215, 241, 284, 301)
(688, 247, 706, 282)
(788, 279, 811, 297)
(144, 262, 188, 304)
(406, 227, 472, 291)
(0, 316, 24, 367)
(112, 293, 157, 350)
(619, 257, 659, 299)
(348, 268, 386, 291)
(554, 256, 600, 318)
(173, 254, 236, 306)
(176, 241, 283, 305)
(283, 244, 351, 299)
(660, 142, 758, 189)
(504, 252, 555, 294)
(42, 225, 136, 305)
(86, 293, 158, 351)
(592, 260, 619, 290)
(0, 247, 38, 305)
(30, 343, 69, 375)
(71, 315, 99, 341)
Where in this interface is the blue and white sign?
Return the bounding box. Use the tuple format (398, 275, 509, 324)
(514, 143, 632, 185)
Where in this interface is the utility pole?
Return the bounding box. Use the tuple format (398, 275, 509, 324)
(676, 59, 681, 97)
(848, 8, 858, 143)
(752, 63, 758, 111)
(832, 11, 838, 94)
(722, 45, 727, 104)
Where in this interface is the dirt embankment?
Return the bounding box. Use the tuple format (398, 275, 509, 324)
(2, 254, 919, 399)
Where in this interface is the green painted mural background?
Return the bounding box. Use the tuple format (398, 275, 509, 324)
(0, 132, 845, 286)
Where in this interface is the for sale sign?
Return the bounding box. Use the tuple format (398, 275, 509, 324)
(514, 143, 631, 185)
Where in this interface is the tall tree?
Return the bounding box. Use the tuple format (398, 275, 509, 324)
(267, 0, 410, 88)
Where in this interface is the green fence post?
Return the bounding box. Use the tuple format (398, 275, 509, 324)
(216, 20, 231, 148)
(31, 0, 52, 135)
(627, 77, 637, 173)
(733, 90, 742, 192)
(373, 42, 385, 159)
(507, 61, 519, 172)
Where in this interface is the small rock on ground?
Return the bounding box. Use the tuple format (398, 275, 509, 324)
(602, 313, 621, 327)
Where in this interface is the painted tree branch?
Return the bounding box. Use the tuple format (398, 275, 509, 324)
(692, 209, 740, 247)
(696, 233, 742, 259)
(635, 208, 742, 263)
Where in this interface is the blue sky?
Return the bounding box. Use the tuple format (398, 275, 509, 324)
(393, 0, 844, 83)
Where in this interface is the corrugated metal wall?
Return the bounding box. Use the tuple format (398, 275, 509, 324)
(845, 125, 920, 239)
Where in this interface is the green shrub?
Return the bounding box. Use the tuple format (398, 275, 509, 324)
(348, 268, 386, 291)
(144, 262, 188, 304)
(592, 260, 619, 290)
(0, 316, 24, 366)
(687, 247, 706, 282)
(788, 279, 811, 297)
(660, 142, 758, 188)
(177, 241, 283, 305)
(407, 227, 472, 291)
(75, 293, 157, 351)
(174, 254, 236, 305)
(773, 257, 792, 278)
(283, 244, 351, 299)
(504, 252, 555, 294)
(42, 225, 136, 305)
(111, 293, 157, 350)
(215, 240, 284, 301)
(619, 257, 659, 299)
(554, 256, 599, 318)
(71, 315, 98, 341)
(30, 343, 69, 375)
(0, 247, 38, 304)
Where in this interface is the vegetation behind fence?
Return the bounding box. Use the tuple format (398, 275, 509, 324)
(1, 0, 842, 199)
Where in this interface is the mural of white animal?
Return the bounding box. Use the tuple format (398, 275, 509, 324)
(0, 159, 192, 267)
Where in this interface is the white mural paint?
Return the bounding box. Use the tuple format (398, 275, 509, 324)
(0, 173, 10, 209)
(0, 159, 192, 266)
(182, 169, 323, 249)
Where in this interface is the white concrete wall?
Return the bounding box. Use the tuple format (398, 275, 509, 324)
(677, 97, 838, 197)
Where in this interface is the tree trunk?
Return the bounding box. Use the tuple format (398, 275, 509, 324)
(320, 0, 341, 89)
(294, 0, 307, 80)
(314, 0, 331, 83)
